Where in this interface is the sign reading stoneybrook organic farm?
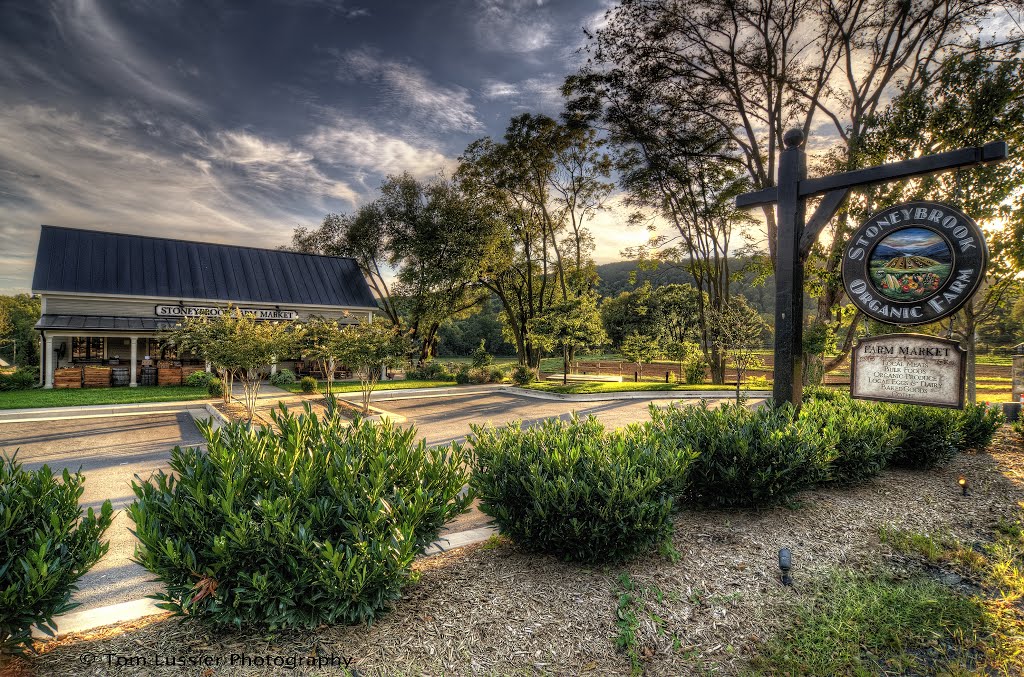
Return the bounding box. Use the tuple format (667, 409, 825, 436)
(155, 305, 298, 321)
(841, 201, 987, 325)
(851, 334, 966, 409)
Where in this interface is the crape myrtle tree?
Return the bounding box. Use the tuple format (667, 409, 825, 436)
(620, 332, 662, 380)
(567, 0, 1020, 376)
(849, 45, 1024, 402)
(336, 321, 410, 414)
(167, 309, 294, 421)
(709, 296, 769, 404)
(527, 294, 608, 384)
(456, 113, 613, 369)
(295, 316, 349, 397)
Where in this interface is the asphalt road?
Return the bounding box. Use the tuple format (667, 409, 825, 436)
(0, 413, 204, 612)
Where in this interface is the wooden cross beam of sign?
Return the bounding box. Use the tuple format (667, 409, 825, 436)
(735, 128, 1008, 408)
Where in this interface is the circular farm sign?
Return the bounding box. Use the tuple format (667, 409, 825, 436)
(841, 201, 987, 325)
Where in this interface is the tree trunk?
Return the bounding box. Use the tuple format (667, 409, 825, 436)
(563, 347, 568, 385)
(710, 345, 725, 384)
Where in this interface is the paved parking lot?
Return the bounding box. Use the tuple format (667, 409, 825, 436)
(0, 388, 740, 617)
(0, 413, 203, 612)
(372, 389, 729, 446)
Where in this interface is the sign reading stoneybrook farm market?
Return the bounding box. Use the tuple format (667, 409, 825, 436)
(851, 334, 966, 409)
(155, 305, 298, 321)
(841, 201, 987, 325)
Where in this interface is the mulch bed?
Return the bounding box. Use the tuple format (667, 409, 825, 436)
(9, 429, 1024, 676)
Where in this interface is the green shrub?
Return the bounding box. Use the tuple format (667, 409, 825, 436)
(206, 377, 223, 398)
(184, 370, 214, 388)
(884, 404, 963, 469)
(300, 376, 318, 394)
(511, 364, 536, 386)
(268, 368, 296, 387)
(471, 340, 493, 368)
(470, 416, 692, 563)
(406, 361, 455, 381)
(1, 455, 113, 653)
(128, 405, 473, 629)
(1015, 417, 1024, 443)
(683, 358, 707, 385)
(489, 366, 507, 383)
(646, 402, 837, 509)
(0, 368, 36, 392)
(799, 394, 903, 485)
(454, 366, 471, 385)
(955, 402, 1004, 452)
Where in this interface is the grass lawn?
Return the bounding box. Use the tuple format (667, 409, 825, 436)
(280, 378, 457, 394)
(0, 386, 210, 410)
(521, 381, 768, 394)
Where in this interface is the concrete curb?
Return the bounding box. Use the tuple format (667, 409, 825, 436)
(505, 386, 772, 402)
(36, 525, 499, 639)
(0, 400, 216, 424)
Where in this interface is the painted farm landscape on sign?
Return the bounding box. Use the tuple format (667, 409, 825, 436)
(870, 227, 953, 302)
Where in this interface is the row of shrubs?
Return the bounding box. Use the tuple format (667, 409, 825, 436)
(471, 390, 1005, 564)
(406, 360, 537, 386)
(0, 393, 1010, 651)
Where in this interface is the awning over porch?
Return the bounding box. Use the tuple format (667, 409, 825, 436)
(35, 315, 177, 332)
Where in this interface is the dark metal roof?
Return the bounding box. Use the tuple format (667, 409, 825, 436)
(32, 225, 378, 308)
(35, 315, 177, 332)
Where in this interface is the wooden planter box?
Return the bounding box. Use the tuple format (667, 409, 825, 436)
(54, 367, 83, 389)
(158, 367, 182, 386)
(83, 367, 112, 388)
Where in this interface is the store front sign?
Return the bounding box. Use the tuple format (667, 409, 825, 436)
(841, 201, 987, 325)
(155, 305, 297, 321)
(851, 334, 966, 409)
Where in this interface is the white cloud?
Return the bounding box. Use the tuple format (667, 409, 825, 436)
(481, 74, 564, 112)
(475, 0, 554, 53)
(303, 114, 455, 185)
(340, 48, 483, 133)
(53, 0, 201, 112)
(0, 105, 361, 293)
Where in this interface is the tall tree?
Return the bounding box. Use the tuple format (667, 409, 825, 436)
(848, 45, 1024, 401)
(293, 174, 493, 361)
(456, 113, 612, 367)
(569, 0, 1008, 264)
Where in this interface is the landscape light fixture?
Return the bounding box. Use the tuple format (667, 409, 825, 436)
(778, 548, 793, 586)
(958, 476, 969, 496)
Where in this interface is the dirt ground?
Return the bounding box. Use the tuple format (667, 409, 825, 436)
(9, 428, 1024, 677)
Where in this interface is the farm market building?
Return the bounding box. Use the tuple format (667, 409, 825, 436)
(31, 225, 377, 388)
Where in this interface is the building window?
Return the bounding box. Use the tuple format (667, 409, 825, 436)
(71, 337, 105, 362)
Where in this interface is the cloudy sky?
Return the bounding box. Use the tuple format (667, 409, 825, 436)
(0, 0, 649, 294)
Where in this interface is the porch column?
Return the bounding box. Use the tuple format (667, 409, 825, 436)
(205, 360, 211, 373)
(44, 336, 54, 389)
(270, 360, 277, 376)
(38, 336, 44, 386)
(129, 336, 138, 387)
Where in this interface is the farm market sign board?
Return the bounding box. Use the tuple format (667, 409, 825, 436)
(851, 334, 966, 409)
(155, 305, 298, 321)
(841, 201, 987, 325)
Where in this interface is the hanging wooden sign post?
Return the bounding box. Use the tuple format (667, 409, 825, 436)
(736, 130, 1007, 408)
